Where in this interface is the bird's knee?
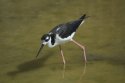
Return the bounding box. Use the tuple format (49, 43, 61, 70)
(81, 46, 85, 50)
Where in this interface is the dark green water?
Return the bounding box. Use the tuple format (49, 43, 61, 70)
(0, 0, 125, 83)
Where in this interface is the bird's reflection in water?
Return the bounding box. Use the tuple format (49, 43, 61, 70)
(61, 62, 87, 83)
(77, 62, 87, 83)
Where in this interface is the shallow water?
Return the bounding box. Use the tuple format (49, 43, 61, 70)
(0, 0, 125, 83)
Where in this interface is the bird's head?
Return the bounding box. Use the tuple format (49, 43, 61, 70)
(36, 34, 50, 58)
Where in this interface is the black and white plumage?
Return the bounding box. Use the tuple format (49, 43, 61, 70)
(36, 14, 89, 64)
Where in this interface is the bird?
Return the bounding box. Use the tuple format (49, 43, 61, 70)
(36, 14, 89, 65)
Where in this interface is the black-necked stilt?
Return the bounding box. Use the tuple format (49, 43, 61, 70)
(36, 14, 89, 64)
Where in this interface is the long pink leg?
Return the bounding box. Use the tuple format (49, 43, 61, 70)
(59, 45, 66, 65)
(59, 45, 66, 78)
(71, 39, 87, 63)
(71, 39, 87, 81)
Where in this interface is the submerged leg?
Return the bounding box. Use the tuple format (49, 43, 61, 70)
(71, 39, 87, 63)
(59, 45, 66, 78)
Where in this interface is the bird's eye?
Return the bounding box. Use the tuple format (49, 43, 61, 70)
(45, 36, 49, 41)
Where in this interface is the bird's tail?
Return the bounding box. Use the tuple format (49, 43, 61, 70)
(78, 14, 89, 25)
(79, 14, 90, 20)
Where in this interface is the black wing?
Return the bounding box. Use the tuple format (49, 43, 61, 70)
(49, 14, 87, 38)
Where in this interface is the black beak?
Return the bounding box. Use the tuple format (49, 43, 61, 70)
(36, 44, 44, 58)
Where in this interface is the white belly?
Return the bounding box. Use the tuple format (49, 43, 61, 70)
(56, 32, 76, 44)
